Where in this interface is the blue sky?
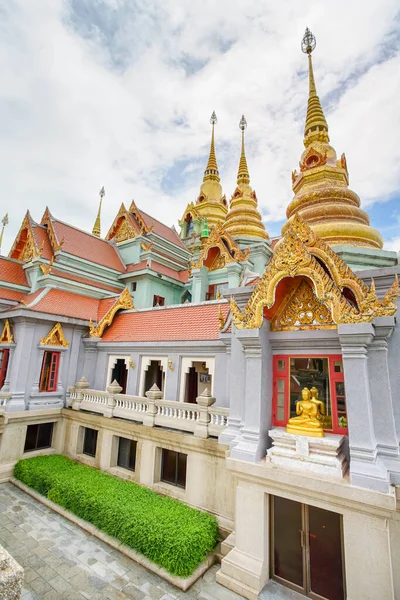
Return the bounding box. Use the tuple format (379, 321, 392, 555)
(0, 0, 399, 252)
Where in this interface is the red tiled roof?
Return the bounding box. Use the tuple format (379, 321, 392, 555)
(97, 297, 117, 321)
(23, 288, 99, 320)
(50, 269, 122, 294)
(0, 288, 25, 303)
(52, 220, 125, 272)
(125, 260, 188, 283)
(0, 257, 28, 287)
(140, 210, 186, 250)
(101, 302, 229, 342)
(245, 277, 261, 286)
(33, 226, 53, 260)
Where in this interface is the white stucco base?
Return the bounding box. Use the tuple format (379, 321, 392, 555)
(267, 427, 348, 478)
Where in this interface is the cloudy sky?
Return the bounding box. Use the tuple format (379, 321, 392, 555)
(1, 0, 400, 254)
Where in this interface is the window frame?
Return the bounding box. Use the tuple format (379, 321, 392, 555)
(39, 351, 60, 392)
(24, 422, 54, 453)
(0, 349, 9, 389)
(160, 448, 187, 488)
(272, 354, 347, 435)
(153, 295, 165, 307)
(117, 437, 137, 471)
(82, 427, 98, 458)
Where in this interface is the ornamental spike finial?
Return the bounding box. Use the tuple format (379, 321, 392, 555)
(203, 112, 220, 182)
(92, 187, 105, 238)
(0, 213, 9, 255)
(302, 28, 329, 147)
(237, 115, 250, 185)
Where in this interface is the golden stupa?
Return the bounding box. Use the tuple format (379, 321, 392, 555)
(194, 112, 228, 229)
(282, 29, 383, 249)
(224, 116, 269, 240)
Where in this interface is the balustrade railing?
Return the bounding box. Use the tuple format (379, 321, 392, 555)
(67, 378, 229, 439)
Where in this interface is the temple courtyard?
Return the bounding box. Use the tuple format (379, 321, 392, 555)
(0, 483, 306, 600)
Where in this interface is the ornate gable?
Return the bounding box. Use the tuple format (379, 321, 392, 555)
(9, 211, 41, 262)
(0, 320, 14, 343)
(231, 216, 398, 329)
(271, 279, 334, 331)
(106, 202, 152, 243)
(40, 208, 63, 252)
(40, 322, 69, 347)
(192, 224, 250, 271)
(89, 288, 134, 338)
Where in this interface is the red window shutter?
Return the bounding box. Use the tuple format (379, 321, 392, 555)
(0, 349, 9, 389)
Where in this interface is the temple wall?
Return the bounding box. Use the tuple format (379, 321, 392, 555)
(217, 458, 399, 600)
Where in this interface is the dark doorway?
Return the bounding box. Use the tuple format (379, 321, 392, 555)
(271, 496, 345, 600)
(111, 359, 128, 394)
(144, 360, 164, 394)
(185, 367, 198, 404)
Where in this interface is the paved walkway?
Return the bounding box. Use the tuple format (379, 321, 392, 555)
(0, 483, 244, 600)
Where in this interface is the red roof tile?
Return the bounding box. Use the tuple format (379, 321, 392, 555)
(52, 220, 125, 272)
(23, 288, 99, 320)
(0, 257, 28, 287)
(50, 269, 123, 294)
(140, 210, 187, 250)
(33, 226, 53, 260)
(125, 260, 188, 283)
(101, 302, 229, 342)
(97, 297, 117, 321)
(0, 288, 26, 303)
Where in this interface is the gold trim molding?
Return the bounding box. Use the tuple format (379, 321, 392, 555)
(192, 223, 250, 271)
(89, 288, 134, 338)
(0, 319, 14, 343)
(231, 215, 399, 329)
(40, 322, 70, 347)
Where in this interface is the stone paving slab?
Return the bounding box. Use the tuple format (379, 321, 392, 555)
(0, 483, 245, 600)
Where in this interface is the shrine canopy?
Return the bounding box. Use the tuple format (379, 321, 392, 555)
(230, 216, 399, 331)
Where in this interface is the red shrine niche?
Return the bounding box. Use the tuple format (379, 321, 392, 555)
(272, 354, 348, 435)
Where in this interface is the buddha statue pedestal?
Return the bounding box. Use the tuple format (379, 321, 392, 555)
(267, 428, 348, 479)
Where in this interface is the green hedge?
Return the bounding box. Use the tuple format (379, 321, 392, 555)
(14, 454, 218, 577)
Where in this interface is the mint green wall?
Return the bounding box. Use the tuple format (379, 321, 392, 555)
(131, 275, 184, 309)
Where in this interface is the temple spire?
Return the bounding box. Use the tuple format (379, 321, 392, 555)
(92, 187, 105, 238)
(237, 115, 250, 185)
(203, 111, 220, 182)
(0, 213, 9, 255)
(302, 28, 329, 147)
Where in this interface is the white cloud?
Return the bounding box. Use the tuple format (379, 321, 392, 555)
(0, 0, 399, 252)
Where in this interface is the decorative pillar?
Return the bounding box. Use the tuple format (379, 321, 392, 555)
(143, 384, 162, 427)
(104, 380, 122, 418)
(230, 320, 271, 463)
(191, 267, 208, 303)
(338, 323, 388, 492)
(194, 387, 216, 438)
(5, 319, 36, 411)
(226, 262, 243, 289)
(219, 329, 244, 446)
(71, 377, 89, 411)
(81, 338, 100, 388)
(369, 317, 400, 484)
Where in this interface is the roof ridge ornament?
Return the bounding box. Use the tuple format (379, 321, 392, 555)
(301, 27, 329, 147)
(92, 186, 105, 238)
(237, 115, 250, 185)
(203, 111, 220, 182)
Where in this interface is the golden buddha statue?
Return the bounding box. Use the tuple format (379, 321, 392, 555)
(310, 386, 332, 429)
(286, 387, 325, 437)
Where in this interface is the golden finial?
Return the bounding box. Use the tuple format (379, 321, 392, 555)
(302, 28, 329, 147)
(203, 111, 220, 182)
(92, 187, 105, 238)
(0, 213, 9, 255)
(237, 115, 250, 185)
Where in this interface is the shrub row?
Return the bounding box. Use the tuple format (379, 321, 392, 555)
(14, 454, 218, 577)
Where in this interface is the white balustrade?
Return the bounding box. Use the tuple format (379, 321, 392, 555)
(68, 384, 228, 438)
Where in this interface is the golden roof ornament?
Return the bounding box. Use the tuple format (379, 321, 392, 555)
(92, 186, 105, 238)
(237, 115, 250, 185)
(203, 111, 219, 182)
(186, 112, 227, 231)
(301, 28, 329, 147)
(281, 29, 383, 250)
(223, 116, 269, 240)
